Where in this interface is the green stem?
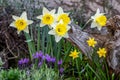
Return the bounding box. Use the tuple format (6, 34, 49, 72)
(37, 27, 40, 51)
(57, 41, 61, 61)
(87, 64, 101, 80)
(76, 59, 82, 80)
(24, 32, 36, 59)
(62, 46, 72, 65)
(82, 19, 92, 30)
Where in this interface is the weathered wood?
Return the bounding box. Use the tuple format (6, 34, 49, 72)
(106, 15, 120, 74)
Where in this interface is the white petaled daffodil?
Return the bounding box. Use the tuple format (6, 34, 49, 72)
(90, 8, 107, 31)
(48, 20, 70, 42)
(37, 7, 55, 28)
(10, 11, 33, 34)
(56, 7, 71, 25)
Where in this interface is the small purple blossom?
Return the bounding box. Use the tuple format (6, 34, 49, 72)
(38, 62, 42, 67)
(59, 67, 64, 74)
(18, 58, 29, 65)
(45, 54, 51, 62)
(51, 57, 56, 63)
(42, 55, 45, 60)
(33, 51, 43, 59)
(58, 59, 62, 65)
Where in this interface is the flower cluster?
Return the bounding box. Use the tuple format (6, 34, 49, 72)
(10, 7, 107, 43)
(10, 7, 71, 42)
(18, 51, 64, 74)
(37, 7, 71, 42)
(86, 37, 107, 58)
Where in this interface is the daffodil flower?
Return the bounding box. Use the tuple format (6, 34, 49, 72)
(97, 48, 107, 58)
(69, 50, 79, 60)
(91, 8, 107, 30)
(87, 37, 97, 48)
(10, 11, 33, 34)
(48, 20, 70, 42)
(37, 7, 55, 28)
(56, 7, 71, 25)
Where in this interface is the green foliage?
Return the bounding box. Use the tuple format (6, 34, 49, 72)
(0, 66, 61, 80)
(0, 69, 20, 80)
(30, 66, 60, 80)
(19, 66, 59, 80)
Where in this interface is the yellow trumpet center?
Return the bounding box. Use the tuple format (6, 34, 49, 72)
(42, 14, 54, 25)
(15, 19, 27, 31)
(55, 23, 67, 36)
(95, 15, 107, 26)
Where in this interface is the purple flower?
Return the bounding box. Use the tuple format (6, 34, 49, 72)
(33, 51, 43, 59)
(18, 59, 23, 65)
(51, 57, 56, 63)
(45, 54, 51, 62)
(38, 62, 42, 67)
(58, 59, 62, 65)
(59, 67, 64, 74)
(18, 58, 29, 65)
(24, 58, 29, 64)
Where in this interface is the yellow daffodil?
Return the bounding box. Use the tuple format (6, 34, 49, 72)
(87, 37, 97, 48)
(69, 50, 79, 59)
(56, 7, 71, 25)
(37, 7, 55, 28)
(10, 11, 33, 34)
(91, 8, 107, 30)
(48, 20, 70, 42)
(97, 48, 107, 58)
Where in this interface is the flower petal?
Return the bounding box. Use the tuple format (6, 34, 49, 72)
(55, 35, 62, 42)
(91, 22, 97, 28)
(20, 11, 27, 20)
(24, 27, 29, 33)
(95, 8, 100, 15)
(67, 25, 71, 31)
(43, 7, 49, 14)
(63, 33, 69, 38)
(12, 15, 20, 20)
(50, 9, 55, 15)
(10, 22, 15, 27)
(91, 16, 95, 19)
(48, 30, 55, 35)
(97, 26, 102, 31)
(40, 23, 45, 27)
(58, 7, 64, 14)
(36, 15, 42, 19)
(17, 31, 21, 34)
(50, 23, 56, 29)
(27, 20, 33, 25)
